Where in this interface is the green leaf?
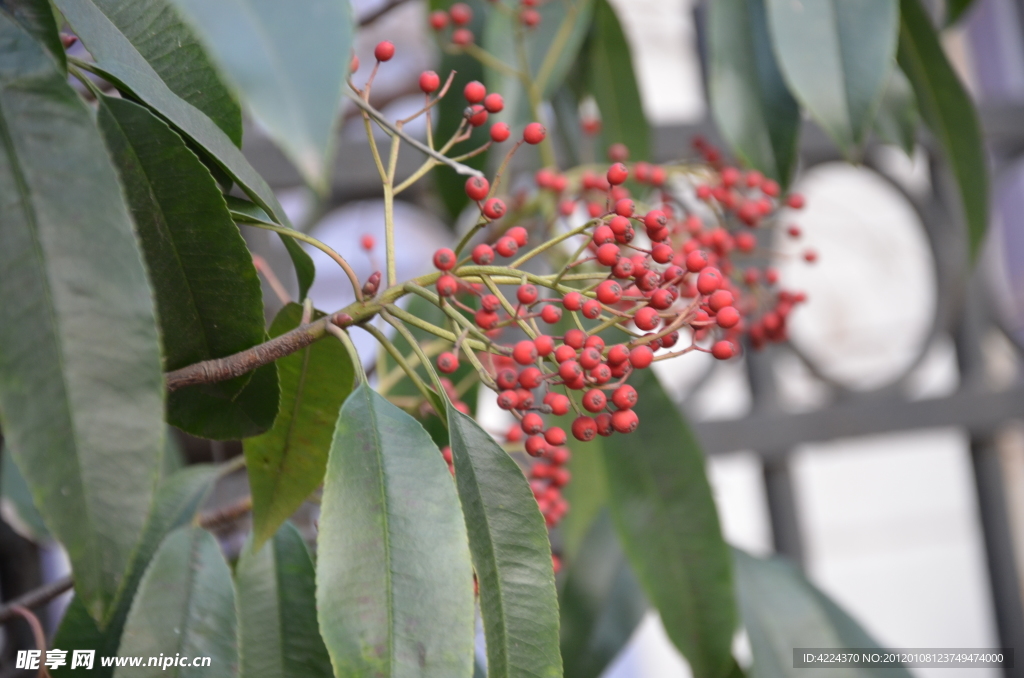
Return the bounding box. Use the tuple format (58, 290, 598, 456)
(96, 95, 275, 440)
(169, 0, 352, 193)
(560, 509, 647, 678)
(586, 0, 649, 160)
(872, 66, 918, 155)
(52, 465, 220, 678)
(708, 0, 801, 184)
(602, 369, 736, 678)
(317, 384, 475, 677)
(54, 0, 290, 226)
(0, 13, 164, 622)
(236, 522, 332, 678)
(765, 0, 898, 155)
(0, 445, 50, 542)
(734, 549, 912, 678)
(447, 407, 562, 678)
(0, 0, 65, 70)
(170, 359, 280, 441)
(116, 526, 238, 678)
(482, 0, 594, 128)
(88, 0, 242, 144)
(897, 0, 988, 257)
(244, 303, 354, 548)
(226, 196, 316, 301)
(945, 0, 977, 26)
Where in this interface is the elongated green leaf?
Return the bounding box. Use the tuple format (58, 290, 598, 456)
(483, 0, 594, 127)
(734, 549, 911, 678)
(0, 0, 64, 70)
(226, 196, 316, 301)
(447, 407, 562, 678)
(709, 0, 800, 184)
(89, 0, 242, 144)
(897, 0, 988, 257)
(0, 444, 50, 542)
(236, 523, 332, 678)
(97, 95, 274, 439)
(873, 66, 918, 155)
(560, 510, 647, 678)
(766, 0, 898, 155)
(116, 526, 238, 678)
(244, 304, 354, 548)
(0, 14, 164, 622)
(169, 0, 351, 193)
(317, 384, 475, 678)
(54, 0, 289, 226)
(586, 0, 649, 160)
(602, 369, 736, 678)
(945, 0, 977, 26)
(52, 465, 221, 678)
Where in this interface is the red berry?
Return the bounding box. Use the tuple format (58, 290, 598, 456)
(515, 389, 535, 409)
(582, 299, 602, 319)
(374, 41, 395, 62)
(452, 28, 474, 45)
(419, 70, 440, 93)
(708, 289, 734, 312)
(804, 249, 818, 263)
(481, 294, 500, 312)
(544, 427, 566, 446)
(596, 280, 623, 304)
(450, 3, 472, 25)
(472, 243, 494, 265)
(483, 92, 504, 113)
(717, 306, 740, 328)
(436, 274, 458, 297)
(649, 288, 675, 310)
(571, 416, 597, 442)
(562, 291, 583, 311)
(465, 176, 490, 201)
(554, 345, 576, 363)
(433, 247, 456, 271)
(612, 258, 634, 278)
(497, 390, 519, 410)
(437, 352, 459, 373)
(521, 8, 540, 26)
(735, 232, 756, 252)
(612, 384, 637, 410)
(595, 413, 614, 437)
(483, 198, 506, 220)
(525, 435, 547, 457)
(475, 309, 499, 329)
(686, 250, 709, 273)
(593, 225, 615, 246)
(762, 179, 780, 197)
(609, 215, 630, 237)
(563, 329, 586, 349)
(496, 369, 517, 390)
(522, 412, 544, 435)
(786, 193, 805, 209)
(558, 360, 583, 382)
(696, 267, 723, 295)
(579, 347, 602, 370)
(614, 199, 635, 217)
(507, 226, 529, 247)
(490, 122, 511, 142)
(661, 331, 680, 348)
(350, 54, 360, 72)
(629, 345, 654, 369)
(634, 307, 661, 331)
(495, 236, 518, 257)
(611, 408, 639, 433)
(541, 305, 563, 324)
(549, 394, 570, 416)
(467, 105, 488, 127)
(559, 199, 576, 216)
(651, 243, 673, 264)
(513, 340, 538, 365)
(607, 344, 630, 365)
(598, 242, 618, 266)
(360, 234, 375, 251)
(519, 367, 542, 389)
(464, 80, 486, 103)
(788, 225, 802, 238)
(516, 284, 538, 305)
(606, 163, 628, 185)
(534, 335, 554, 356)
(429, 10, 449, 30)
(712, 340, 736, 360)
(523, 122, 546, 144)
(582, 389, 607, 413)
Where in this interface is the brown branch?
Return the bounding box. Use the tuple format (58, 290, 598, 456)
(197, 495, 253, 531)
(0, 576, 73, 625)
(165, 311, 356, 392)
(358, 0, 415, 26)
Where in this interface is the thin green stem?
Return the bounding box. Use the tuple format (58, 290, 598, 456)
(511, 220, 595, 268)
(326, 324, 367, 383)
(359, 323, 435, 405)
(382, 308, 449, 408)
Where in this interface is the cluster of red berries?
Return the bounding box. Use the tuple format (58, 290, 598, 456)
(430, 0, 543, 43)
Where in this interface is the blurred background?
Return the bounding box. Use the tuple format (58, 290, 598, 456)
(5, 0, 1024, 676)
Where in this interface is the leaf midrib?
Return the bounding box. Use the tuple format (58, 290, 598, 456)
(364, 390, 396, 675)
